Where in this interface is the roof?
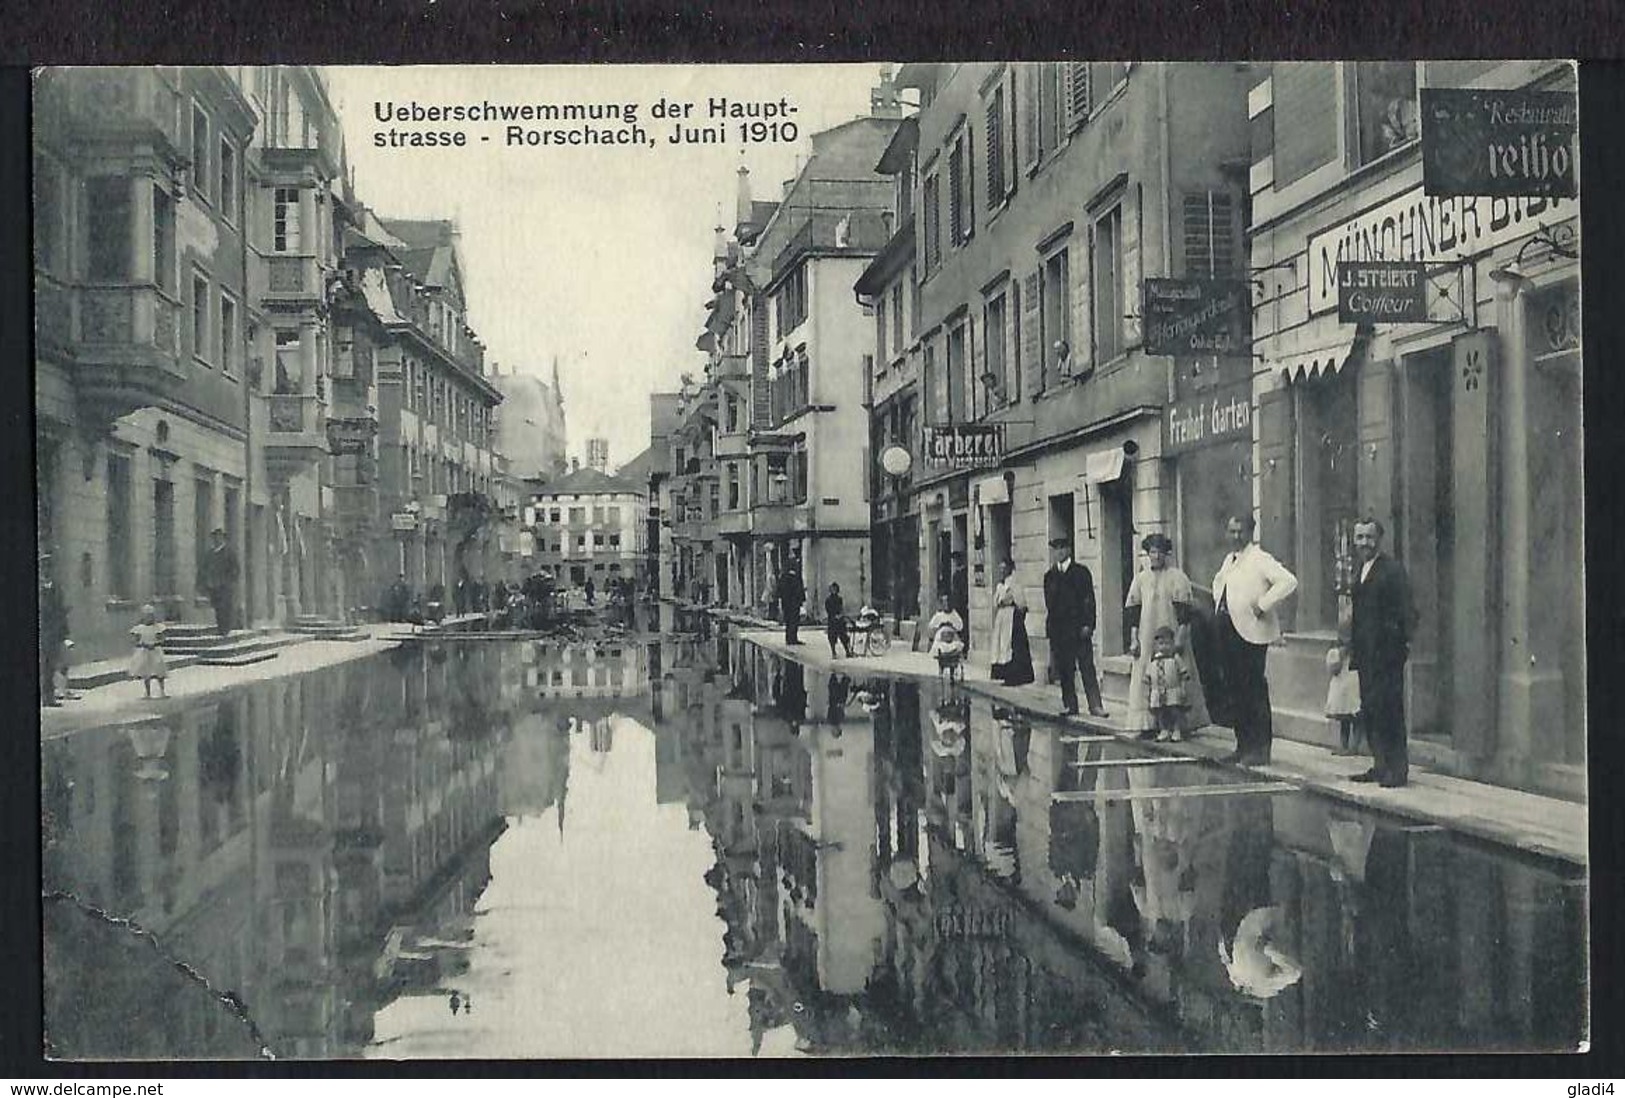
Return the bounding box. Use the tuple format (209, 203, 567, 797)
(534, 466, 643, 498)
(379, 218, 455, 287)
(875, 115, 919, 175)
(616, 445, 657, 485)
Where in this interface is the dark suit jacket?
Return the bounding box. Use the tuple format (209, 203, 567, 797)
(777, 570, 804, 608)
(1043, 562, 1097, 644)
(951, 567, 969, 621)
(1350, 554, 1413, 673)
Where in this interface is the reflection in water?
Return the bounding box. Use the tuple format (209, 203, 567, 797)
(41, 624, 1587, 1058)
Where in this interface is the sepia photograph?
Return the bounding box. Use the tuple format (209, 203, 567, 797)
(31, 60, 1586, 1060)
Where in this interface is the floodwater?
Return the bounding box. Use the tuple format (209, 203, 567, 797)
(40, 616, 1587, 1058)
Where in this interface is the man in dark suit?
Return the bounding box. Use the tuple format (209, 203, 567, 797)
(1348, 518, 1415, 788)
(777, 556, 805, 646)
(950, 551, 970, 651)
(199, 528, 239, 636)
(1043, 537, 1108, 718)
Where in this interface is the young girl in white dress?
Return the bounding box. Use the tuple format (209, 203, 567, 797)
(129, 603, 168, 699)
(1144, 626, 1192, 742)
(927, 593, 965, 686)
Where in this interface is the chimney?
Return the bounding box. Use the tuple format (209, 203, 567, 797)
(736, 165, 752, 227)
(713, 222, 729, 275)
(870, 65, 902, 119)
(572, 456, 581, 474)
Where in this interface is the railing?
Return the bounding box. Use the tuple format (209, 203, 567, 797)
(77, 284, 183, 356)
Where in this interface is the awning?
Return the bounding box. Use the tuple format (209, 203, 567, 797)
(1079, 448, 1127, 486)
(1273, 325, 1372, 383)
(974, 475, 1009, 505)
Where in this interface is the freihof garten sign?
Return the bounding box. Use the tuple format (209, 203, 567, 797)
(1422, 87, 1577, 199)
(923, 424, 1004, 470)
(1143, 278, 1252, 356)
(1337, 261, 1428, 323)
(1163, 379, 1253, 457)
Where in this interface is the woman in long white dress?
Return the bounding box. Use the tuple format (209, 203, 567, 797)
(988, 558, 1034, 685)
(1125, 533, 1210, 739)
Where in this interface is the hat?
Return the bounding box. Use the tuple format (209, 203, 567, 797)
(1048, 536, 1071, 548)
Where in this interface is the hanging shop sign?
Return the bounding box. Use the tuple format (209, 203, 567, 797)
(923, 424, 1005, 471)
(325, 416, 378, 456)
(1421, 87, 1577, 200)
(391, 511, 419, 532)
(1143, 278, 1252, 355)
(1162, 379, 1253, 457)
(1305, 182, 1573, 315)
(1336, 261, 1428, 323)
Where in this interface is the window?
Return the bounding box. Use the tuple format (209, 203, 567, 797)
(891, 283, 905, 354)
(1299, 366, 1360, 627)
(274, 329, 300, 392)
(985, 291, 1015, 406)
(775, 265, 808, 337)
(219, 138, 237, 219)
(1089, 62, 1129, 106)
(106, 453, 132, 600)
(985, 83, 1009, 207)
(593, 507, 606, 524)
(1024, 63, 1063, 170)
(1042, 247, 1071, 380)
(153, 185, 176, 294)
(946, 320, 968, 423)
(609, 534, 621, 548)
(910, 266, 921, 338)
(569, 507, 585, 525)
(1093, 207, 1123, 363)
(273, 187, 301, 253)
(923, 341, 939, 424)
(191, 104, 212, 204)
(948, 129, 972, 245)
(1183, 191, 1237, 278)
(727, 463, 741, 509)
(85, 178, 131, 281)
(607, 506, 621, 525)
(1066, 63, 1093, 129)
(1353, 61, 1419, 167)
(922, 170, 941, 272)
(192, 274, 211, 363)
(550, 508, 561, 523)
(219, 294, 238, 375)
(875, 297, 887, 365)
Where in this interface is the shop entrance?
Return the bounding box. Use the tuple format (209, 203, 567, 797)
(1400, 345, 1457, 744)
(1098, 477, 1136, 655)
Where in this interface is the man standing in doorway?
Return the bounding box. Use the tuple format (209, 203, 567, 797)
(1348, 517, 1414, 787)
(200, 528, 239, 636)
(1211, 514, 1298, 765)
(777, 555, 805, 646)
(1043, 537, 1109, 719)
(950, 550, 970, 652)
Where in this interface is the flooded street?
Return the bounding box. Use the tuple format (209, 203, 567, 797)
(41, 617, 1586, 1059)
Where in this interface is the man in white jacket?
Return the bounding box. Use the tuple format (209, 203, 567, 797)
(1211, 514, 1298, 765)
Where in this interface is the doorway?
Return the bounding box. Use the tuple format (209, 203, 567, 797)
(1098, 477, 1135, 655)
(1400, 345, 1455, 743)
(154, 479, 176, 599)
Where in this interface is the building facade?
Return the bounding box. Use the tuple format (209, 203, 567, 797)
(1244, 60, 1582, 798)
(888, 62, 1253, 681)
(525, 467, 645, 592)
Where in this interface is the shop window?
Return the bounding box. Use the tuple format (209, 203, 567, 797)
(1353, 61, 1419, 167)
(1297, 366, 1360, 628)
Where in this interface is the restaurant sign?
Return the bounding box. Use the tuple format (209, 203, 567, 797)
(1421, 87, 1577, 199)
(1336, 261, 1428, 323)
(1305, 182, 1572, 314)
(1143, 278, 1252, 356)
(1162, 379, 1253, 457)
(923, 424, 1005, 471)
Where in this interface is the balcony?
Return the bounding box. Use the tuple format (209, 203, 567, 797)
(749, 499, 808, 538)
(715, 509, 751, 538)
(43, 69, 184, 163)
(264, 394, 327, 480)
(263, 255, 323, 312)
(713, 353, 750, 381)
(47, 279, 188, 431)
(261, 138, 340, 184)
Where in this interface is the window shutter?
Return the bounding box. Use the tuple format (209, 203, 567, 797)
(1182, 191, 1237, 277)
(1023, 65, 1041, 170)
(948, 139, 964, 244)
(1121, 184, 1143, 348)
(1066, 63, 1091, 128)
(1073, 243, 1093, 373)
(985, 93, 1004, 206)
(751, 298, 771, 427)
(1020, 271, 1043, 397)
(1273, 62, 1338, 187)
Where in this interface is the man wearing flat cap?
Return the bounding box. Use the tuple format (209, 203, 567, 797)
(1043, 536, 1108, 718)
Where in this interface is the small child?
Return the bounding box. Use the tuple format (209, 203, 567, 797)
(1324, 644, 1365, 756)
(1144, 626, 1191, 742)
(129, 603, 168, 699)
(927, 594, 966, 687)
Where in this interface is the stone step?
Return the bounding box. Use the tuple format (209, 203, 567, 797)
(199, 650, 281, 668)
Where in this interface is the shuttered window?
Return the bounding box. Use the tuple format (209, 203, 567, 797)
(1020, 271, 1042, 396)
(1182, 191, 1237, 277)
(948, 135, 965, 245)
(923, 171, 942, 271)
(1273, 62, 1338, 187)
(1024, 65, 1042, 169)
(985, 87, 1006, 207)
(1066, 63, 1092, 129)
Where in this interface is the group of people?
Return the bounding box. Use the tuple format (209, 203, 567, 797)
(973, 513, 1416, 788)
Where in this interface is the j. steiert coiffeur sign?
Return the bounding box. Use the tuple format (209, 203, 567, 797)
(1422, 87, 1577, 199)
(1337, 261, 1428, 323)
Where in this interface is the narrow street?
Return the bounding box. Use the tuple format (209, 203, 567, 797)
(40, 613, 1587, 1058)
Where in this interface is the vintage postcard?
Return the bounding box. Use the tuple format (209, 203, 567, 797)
(33, 62, 1585, 1060)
